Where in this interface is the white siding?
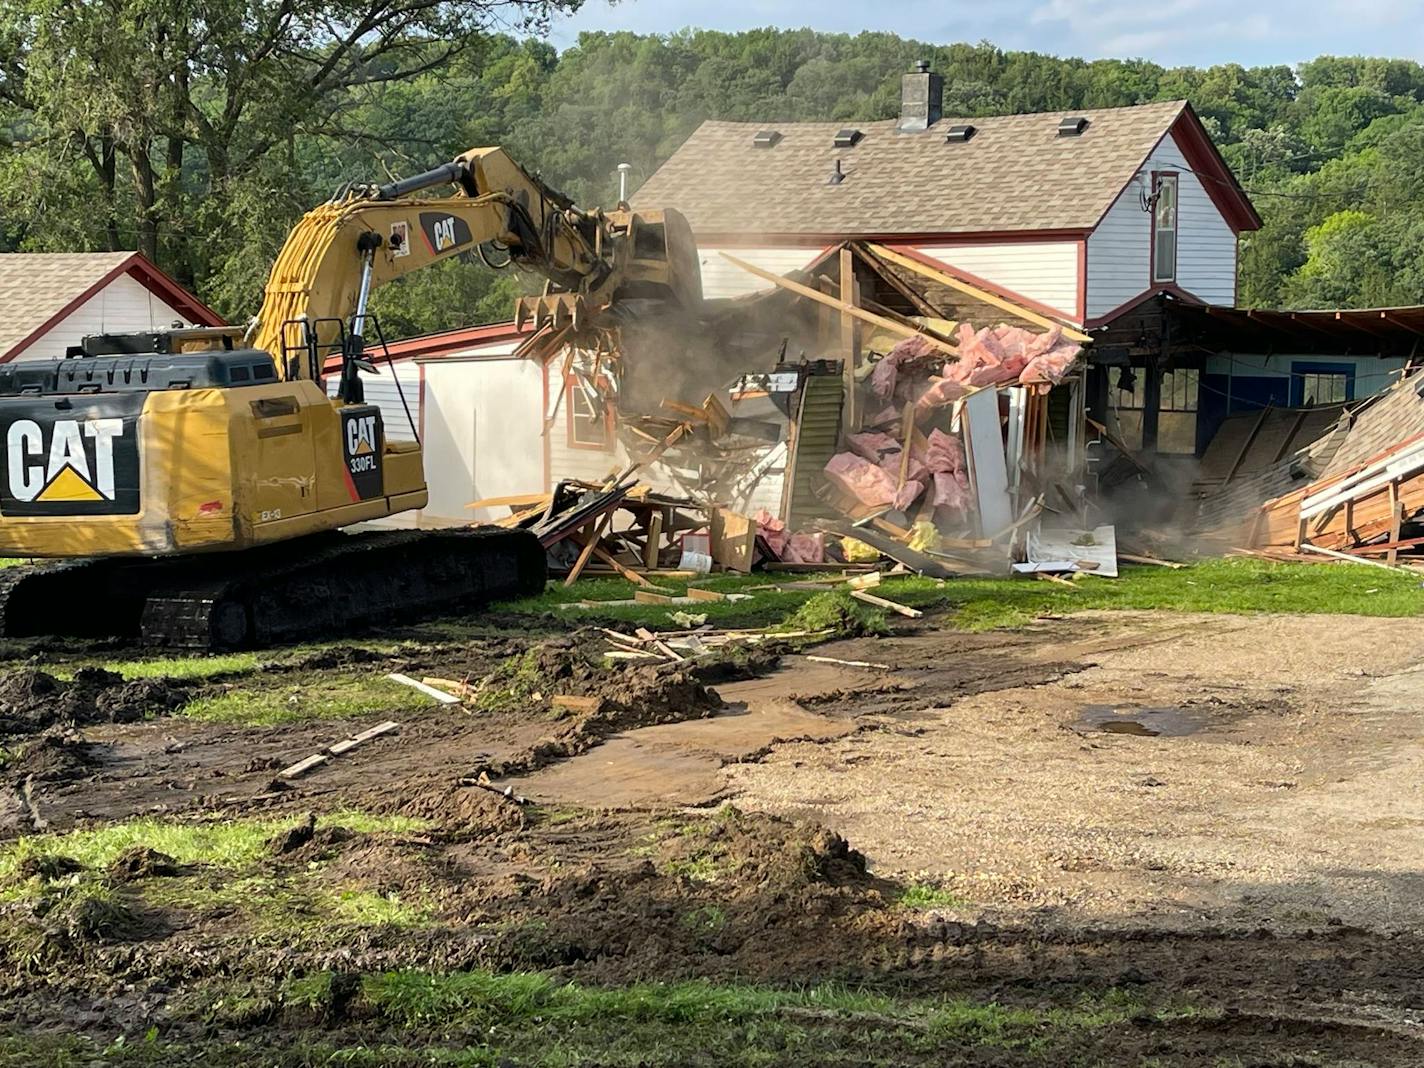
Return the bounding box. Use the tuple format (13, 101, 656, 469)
(18, 273, 193, 360)
(1086, 130, 1238, 320)
(915, 242, 1080, 320)
(421, 355, 544, 525)
(697, 246, 824, 299)
(327, 363, 420, 441)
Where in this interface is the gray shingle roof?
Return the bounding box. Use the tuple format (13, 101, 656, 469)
(631, 100, 1189, 237)
(0, 252, 137, 358)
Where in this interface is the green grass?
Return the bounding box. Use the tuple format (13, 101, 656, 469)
(0, 811, 428, 882)
(179, 675, 430, 726)
(506, 557, 1424, 634)
(898, 882, 970, 910)
(0, 973, 1210, 1066)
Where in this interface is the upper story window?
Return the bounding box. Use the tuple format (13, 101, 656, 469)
(1152, 173, 1179, 284)
(567, 372, 615, 450)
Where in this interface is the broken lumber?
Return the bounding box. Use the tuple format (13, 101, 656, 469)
(1298, 542, 1419, 573)
(813, 519, 959, 579)
(328, 721, 400, 755)
(804, 654, 890, 669)
(551, 694, 604, 714)
(686, 586, 727, 602)
(865, 243, 1092, 342)
(1118, 553, 1185, 569)
(633, 588, 678, 604)
(719, 252, 958, 357)
(849, 588, 923, 618)
(387, 673, 463, 705)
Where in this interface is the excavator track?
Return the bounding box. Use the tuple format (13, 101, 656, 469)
(0, 527, 546, 651)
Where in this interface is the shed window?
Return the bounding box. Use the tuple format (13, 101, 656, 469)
(567, 373, 614, 450)
(1152, 173, 1178, 284)
(1114, 367, 1198, 454)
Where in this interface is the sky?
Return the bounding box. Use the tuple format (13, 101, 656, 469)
(543, 0, 1424, 69)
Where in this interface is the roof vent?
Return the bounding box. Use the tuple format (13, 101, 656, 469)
(833, 128, 863, 148)
(1057, 116, 1089, 137)
(945, 124, 976, 143)
(828, 159, 847, 186)
(752, 129, 782, 149)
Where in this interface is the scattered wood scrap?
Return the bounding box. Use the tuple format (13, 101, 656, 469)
(388, 673, 463, 705)
(279, 720, 400, 780)
(849, 588, 922, 618)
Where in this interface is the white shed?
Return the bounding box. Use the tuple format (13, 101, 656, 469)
(0, 252, 224, 362)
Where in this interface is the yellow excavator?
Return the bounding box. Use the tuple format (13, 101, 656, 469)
(0, 148, 701, 648)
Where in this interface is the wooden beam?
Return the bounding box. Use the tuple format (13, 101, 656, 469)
(866, 244, 1091, 342)
(839, 246, 860, 433)
(852, 243, 940, 317)
(719, 252, 958, 357)
(564, 513, 612, 587)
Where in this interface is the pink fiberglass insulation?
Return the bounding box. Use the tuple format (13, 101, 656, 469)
(846, 431, 902, 464)
(870, 334, 937, 401)
(783, 531, 825, 564)
(933, 471, 973, 513)
(824, 452, 899, 507)
(924, 428, 966, 474)
(913, 374, 969, 418)
(893, 479, 925, 513)
(753, 509, 788, 559)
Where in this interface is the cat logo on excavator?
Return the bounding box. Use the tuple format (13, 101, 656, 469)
(0, 397, 142, 516)
(340, 408, 383, 502)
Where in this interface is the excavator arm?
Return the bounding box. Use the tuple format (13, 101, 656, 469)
(252, 147, 701, 393)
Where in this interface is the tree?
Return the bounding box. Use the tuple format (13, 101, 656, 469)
(0, 0, 580, 315)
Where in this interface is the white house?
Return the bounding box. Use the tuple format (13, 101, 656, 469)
(630, 66, 1261, 329)
(0, 252, 224, 362)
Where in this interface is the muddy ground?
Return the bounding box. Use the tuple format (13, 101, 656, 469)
(1, 608, 1422, 1064)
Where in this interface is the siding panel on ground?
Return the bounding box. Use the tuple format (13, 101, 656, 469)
(915, 242, 1079, 320)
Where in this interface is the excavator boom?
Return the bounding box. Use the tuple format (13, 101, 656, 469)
(0, 147, 700, 648)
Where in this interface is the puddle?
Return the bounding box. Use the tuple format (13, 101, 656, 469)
(1076, 704, 1203, 738)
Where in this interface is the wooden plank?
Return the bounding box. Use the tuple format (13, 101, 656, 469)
(852, 243, 940, 317)
(466, 492, 551, 512)
(896, 402, 915, 493)
(592, 544, 654, 586)
(686, 586, 726, 602)
(278, 754, 330, 779)
(1388, 481, 1402, 564)
(564, 513, 613, 587)
(633, 589, 677, 604)
(387, 673, 464, 705)
(813, 520, 960, 579)
(1118, 553, 1184, 569)
(329, 721, 401, 755)
(719, 252, 958, 357)
(839, 246, 859, 433)
(551, 695, 603, 714)
(1299, 542, 1418, 572)
(709, 507, 757, 573)
(866, 243, 1092, 341)
(643, 511, 663, 570)
(849, 588, 923, 618)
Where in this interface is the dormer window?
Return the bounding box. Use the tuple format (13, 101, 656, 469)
(1152, 173, 1178, 284)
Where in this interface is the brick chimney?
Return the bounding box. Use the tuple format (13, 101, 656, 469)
(897, 60, 943, 134)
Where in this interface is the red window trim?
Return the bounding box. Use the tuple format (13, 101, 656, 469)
(565, 372, 616, 451)
(1150, 171, 1179, 288)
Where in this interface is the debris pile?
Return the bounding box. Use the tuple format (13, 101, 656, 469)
(478, 238, 1101, 584)
(1233, 370, 1424, 570)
